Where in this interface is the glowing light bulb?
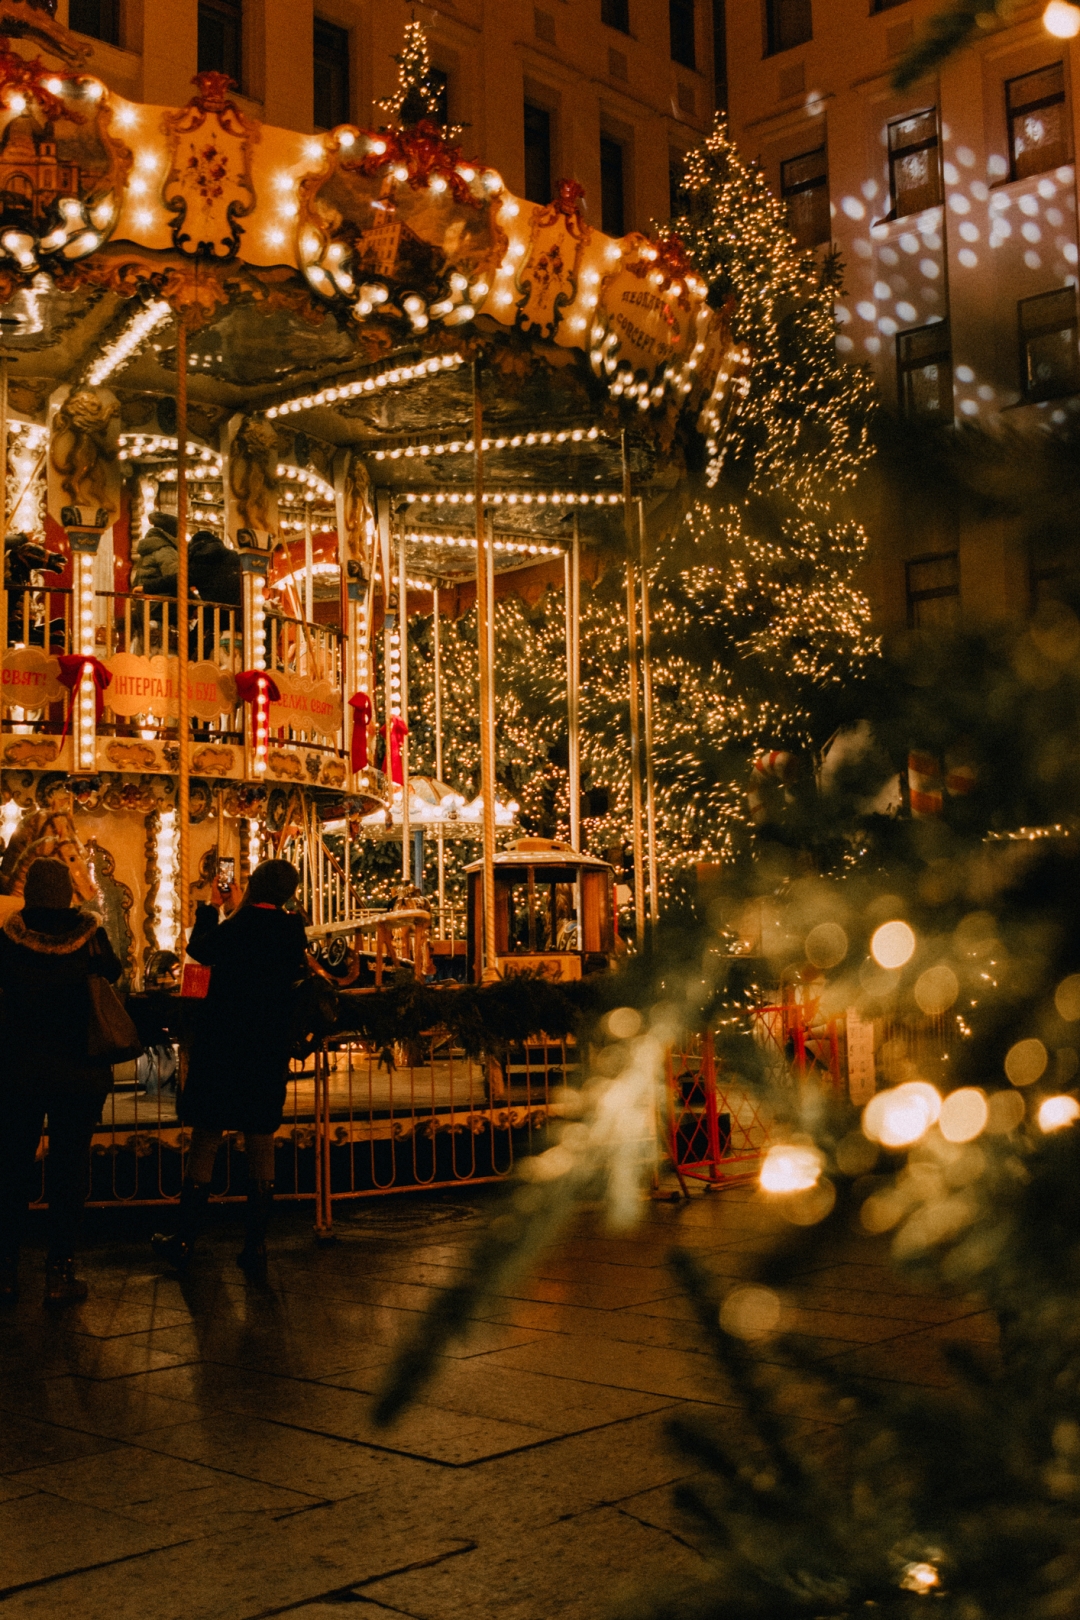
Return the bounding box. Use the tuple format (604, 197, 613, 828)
(863, 1081, 942, 1148)
(1044, 0, 1080, 36)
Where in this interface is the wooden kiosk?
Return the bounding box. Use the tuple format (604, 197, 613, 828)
(466, 838, 617, 983)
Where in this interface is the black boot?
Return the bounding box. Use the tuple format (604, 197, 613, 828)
(237, 1180, 274, 1281)
(152, 1178, 211, 1274)
(43, 1256, 88, 1308)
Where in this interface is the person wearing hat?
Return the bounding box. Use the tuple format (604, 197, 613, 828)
(0, 857, 121, 1307)
(152, 859, 308, 1282)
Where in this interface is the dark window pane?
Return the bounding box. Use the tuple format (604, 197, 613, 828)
(897, 322, 953, 419)
(888, 108, 941, 216)
(669, 152, 689, 219)
(872, 0, 909, 10)
(1020, 287, 1080, 400)
(767, 0, 812, 54)
(907, 552, 959, 628)
(313, 19, 349, 129)
(198, 0, 242, 83)
(426, 67, 449, 125)
(781, 146, 829, 248)
(670, 0, 695, 67)
(69, 0, 120, 45)
(600, 135, 625, 235)
(1007, 63, 1067, 180)
(602, 0, 630, 31)
(524, 102, 552, 204)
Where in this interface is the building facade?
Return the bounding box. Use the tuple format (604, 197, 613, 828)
(57, 0, 720, 238)
(723, 0, 1080, 631)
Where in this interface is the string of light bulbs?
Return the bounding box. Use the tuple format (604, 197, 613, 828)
(265, 353, 465, 419)
(404, 529, 564, 557)
(403, 490, 621, 507)
(86, 299, 172, 387)
(371, 426, 603, 460)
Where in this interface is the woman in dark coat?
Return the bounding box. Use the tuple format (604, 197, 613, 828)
(0, 857, 122, 1307)
(152, 859, 308, 1280)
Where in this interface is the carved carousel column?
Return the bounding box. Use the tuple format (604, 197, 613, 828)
(47, 384, 122, 777)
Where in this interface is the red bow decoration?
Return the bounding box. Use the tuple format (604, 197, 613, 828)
(56, 654, 112, 742)
(234, 669, 281, 705)
(380, 716, 409, 785)
(349, 690, 372, 771)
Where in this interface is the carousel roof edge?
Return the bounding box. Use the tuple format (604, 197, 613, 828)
(0, 1, 749, 445)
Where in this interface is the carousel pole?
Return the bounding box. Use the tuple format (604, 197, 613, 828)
(303, 499, 314, 646)
(397, 517, 411, 886)
(621, 431, 646, 950)
(565, 512, 581, 850)
(433, 582, 446, 937)
(638, 499, 659, 929)
(0, 358, 8, 666)
(175, 318, 191, 938)
(473, 361, 497, 981)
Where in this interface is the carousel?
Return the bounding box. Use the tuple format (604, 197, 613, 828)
(0, 4, 746, 1203)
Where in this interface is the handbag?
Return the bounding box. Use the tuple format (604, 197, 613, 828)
(180, 962, 212, 999)
(86, 935, 144, 1064)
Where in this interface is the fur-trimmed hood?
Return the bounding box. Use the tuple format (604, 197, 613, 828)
(3, 908, 99, 955)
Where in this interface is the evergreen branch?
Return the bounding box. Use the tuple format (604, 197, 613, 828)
(891, 0, 1013, 91)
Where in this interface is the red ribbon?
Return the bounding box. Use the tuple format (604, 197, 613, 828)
(349, 691, 372, 771)
(234, 669, 281, 705)
(56, 654, 111, 743)
(381, 716, 409, 785)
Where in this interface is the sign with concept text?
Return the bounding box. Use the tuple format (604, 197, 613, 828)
(104, 654, 237, 721)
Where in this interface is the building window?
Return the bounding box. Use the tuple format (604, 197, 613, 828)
(1030, 534, 1080, 605)
(600, 135, 626, 235)
(534, 7, 557, 45)
(524, 102, 552, 204)
(781, 146, 829, 249)
(313, 19, 349, 129)
(602, 0, 630, 31)
(766, 0, 812, 54)
(426, 67, 449, 125)
(897, 321, 953, 419)
(198, 0, 242, 84)
(1019, 286, 1080, 401)
(907, 552, 960, 629)
(888, 108, 941, 217)
(670, 0, 696, 68)
(69, 0, 120, 45)
(669, 152, 690, 218)
(871, 0, 909, 10)
(1007, 63, 1067, 181)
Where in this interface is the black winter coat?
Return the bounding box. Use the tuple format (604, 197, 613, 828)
(181, 903, 308, 1134)
(0, 907, 122, 1096)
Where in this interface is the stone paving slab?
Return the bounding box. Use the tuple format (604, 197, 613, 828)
(0, 1183, 984, 1617)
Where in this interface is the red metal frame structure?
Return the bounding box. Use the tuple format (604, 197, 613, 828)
(665, 1030, 770, 1191)
(751, 1000, 845, 1092)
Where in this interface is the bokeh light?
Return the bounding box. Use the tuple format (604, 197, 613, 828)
(1044, 0, 1080, 38)
(805, 922, 848, 970)
(1055, 973, 1080, 1021)
(719, 1285, 781, 1339)
(939, 1087, 989, 1143)
(871, 920, 916, 969)
(863, 1081, 942, 1147)
(1038, 1094, 1080, 1131)
(914, 964, 959, 1015)
(759, 1143, 822, 1193)
(1005, 1037, 1048, 1087)
(606, 1007, 642, 1040)
(986, 1090, 1026, 1133)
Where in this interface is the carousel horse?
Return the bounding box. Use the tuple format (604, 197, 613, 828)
(0, 807, 98, 905)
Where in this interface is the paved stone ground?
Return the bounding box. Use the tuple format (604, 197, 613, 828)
(0, 1183, 997, 1620)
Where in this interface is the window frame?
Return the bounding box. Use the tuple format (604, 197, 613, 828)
(313, 17, 350, 131)
(670, 0, 696, 69)
(523, 100, 553, 205)
(198, 0, 243, 86)
(906, 551, 960, 630)
(765, 0, 812, 56)
(1018, 285, 1080, 403)
(780, 144, 830, 250)
(1006, 61, 1067, 183)
(887, 106, 942, 219)
(68, 0, 121, 46)
(896, 320, 954, 421)
(602, 0, 631, 33)
(600, 133, 626, 236)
